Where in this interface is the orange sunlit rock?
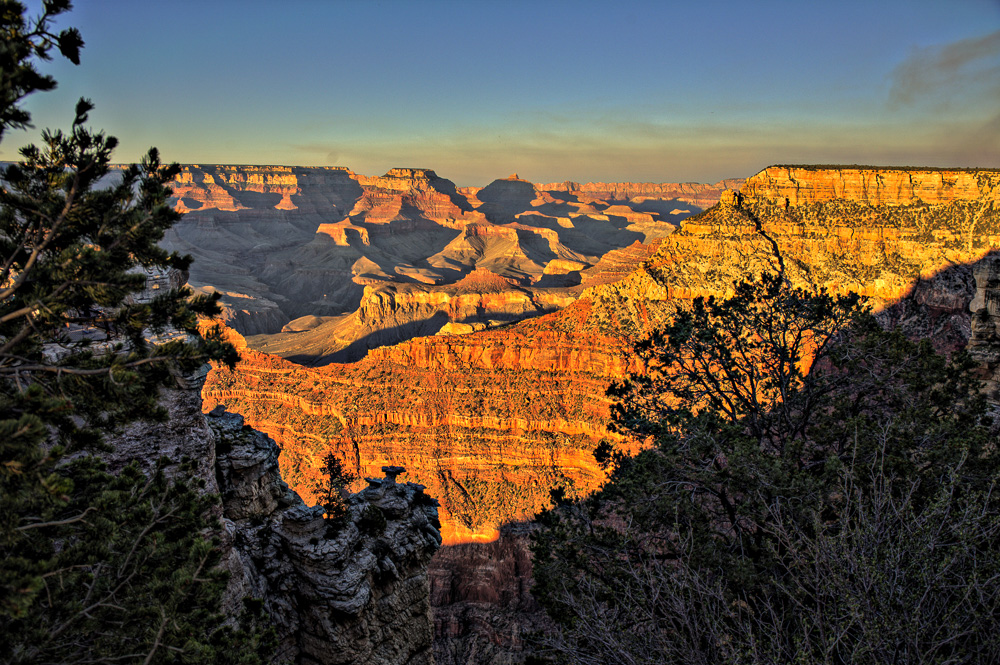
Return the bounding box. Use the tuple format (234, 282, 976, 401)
(199, 165, 999, 545)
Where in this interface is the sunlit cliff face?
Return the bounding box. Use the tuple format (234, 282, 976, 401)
(197, 165, 1000, 544)
(201, 303, 647, 544)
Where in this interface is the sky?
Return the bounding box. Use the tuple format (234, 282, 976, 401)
(5, 0, 1000, 187)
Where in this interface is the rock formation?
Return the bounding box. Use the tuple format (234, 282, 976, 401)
(201, 310, 643, 546)
(200, 164, 1000, 542)
(967, 252, 1000, 403)
(107, 377, 442, 665)
(163, 166, 728, 362)
(430, 526, 551, 665)
(196, 164, 999, 664)
(742, 165, 999, 207)
(532, 178, 745, 209)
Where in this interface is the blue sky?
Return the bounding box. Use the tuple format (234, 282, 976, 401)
(6, 0, 1000, 186)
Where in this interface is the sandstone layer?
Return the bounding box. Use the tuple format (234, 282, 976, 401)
(202, 308, 644, 546)
(533, 177, 746, 209)
(743, 166, 1000, 207)
(200, 165, 1000, 542)
(165, 166, 731, 362)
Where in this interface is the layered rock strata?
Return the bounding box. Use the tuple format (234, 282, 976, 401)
(202, 165, 1000, 544)
(255, 269, 572, 365)
(532, 178, 745, 209)
(108, 380, 442, 665)
(202, 311, 643, 546)
(742, 166, 1000, 207)
(164, 166, 722, 360)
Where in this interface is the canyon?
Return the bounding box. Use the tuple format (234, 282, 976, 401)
(184, 164, 999, 664)
(178, 166, 733, 544)
(163, 166, 737, 361)
(197, 165, 1000, 543)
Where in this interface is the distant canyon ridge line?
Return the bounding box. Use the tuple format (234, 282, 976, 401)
(162, 165, 744, 364)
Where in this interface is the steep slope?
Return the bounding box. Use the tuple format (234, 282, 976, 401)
(202, 305, 643, 545)
(250, 269, 572, 365)
(107, 377, 442, 665)
(203, 165, 1000, 543)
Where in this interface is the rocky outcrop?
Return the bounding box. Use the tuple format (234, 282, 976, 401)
(243, 273, 571, 365)
(171, 165, 362, 214)
(430, 527, 551, 665)
(351, 168, 478, 226)
(651, 166, 1000, 350)
(967, 252, 1000, 402)
(579, 239, 664, 287)
(742, 166, 1000, 207)
(108, 379, 442, 665)
(216, 296, 292, 336)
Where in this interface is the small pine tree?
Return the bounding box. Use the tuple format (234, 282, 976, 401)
(318, 453, 357, 520)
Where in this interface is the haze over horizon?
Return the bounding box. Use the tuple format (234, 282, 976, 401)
(6, 0, 1000, 187)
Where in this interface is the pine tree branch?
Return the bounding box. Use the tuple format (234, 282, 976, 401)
(0, 171, 80, 301)
(17, 507, 96, 531)
(141, 609, 168, 665)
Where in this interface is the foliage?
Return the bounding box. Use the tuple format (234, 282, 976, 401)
(1, 2, 270, 663)
(2, 458, 274, 664)
(316, 452, 357, 520)
(531, 271, 1000, 665)
(0, 0, 82, 142)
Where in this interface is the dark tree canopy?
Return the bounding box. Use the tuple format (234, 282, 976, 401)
(531, 273, 1000, 665)
(0, 2, 270, 662)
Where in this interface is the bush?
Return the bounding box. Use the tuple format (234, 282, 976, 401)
(531, 272, 1000, 665)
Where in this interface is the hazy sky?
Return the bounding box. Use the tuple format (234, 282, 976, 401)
(6, 0, 1000, 186)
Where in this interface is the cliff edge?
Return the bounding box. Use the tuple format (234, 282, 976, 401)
(108, 378, 442, 665)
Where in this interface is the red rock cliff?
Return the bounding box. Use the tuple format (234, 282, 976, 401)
(202, 165, 999, 542)
(202, 303, 643, 546)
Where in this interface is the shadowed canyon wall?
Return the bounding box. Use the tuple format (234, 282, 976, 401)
(107, 378, 442, 665)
